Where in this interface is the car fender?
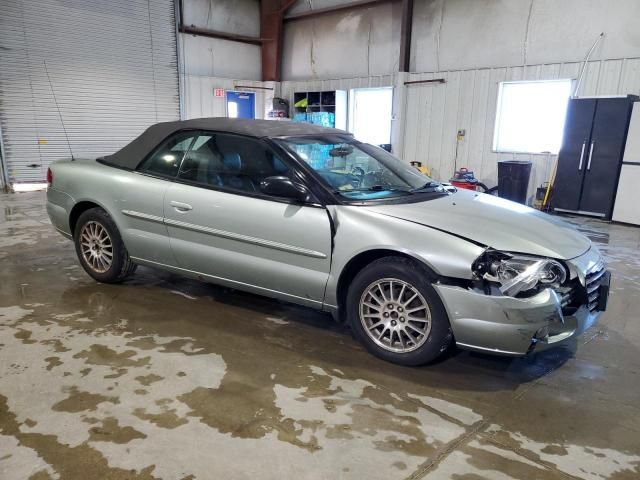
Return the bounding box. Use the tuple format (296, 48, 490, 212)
(48, 160, 135, 242)
(323, 205, 485, 310)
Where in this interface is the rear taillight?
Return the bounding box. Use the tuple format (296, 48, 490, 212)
(47, 167, 53, 187)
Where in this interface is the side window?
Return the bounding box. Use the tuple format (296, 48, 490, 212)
(177, 135, 220, 184)
(177, 133, 292, 195)
(138, 131, 198, 177)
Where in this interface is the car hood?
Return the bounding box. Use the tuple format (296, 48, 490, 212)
(364, 189, 591, 260)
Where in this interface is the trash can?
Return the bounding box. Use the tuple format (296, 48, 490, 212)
(498, 160, 532, 204)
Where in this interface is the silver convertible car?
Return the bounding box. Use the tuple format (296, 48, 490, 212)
(46, 118, 610, 365)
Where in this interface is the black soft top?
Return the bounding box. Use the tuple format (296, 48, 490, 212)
(102, 117, 350, 170)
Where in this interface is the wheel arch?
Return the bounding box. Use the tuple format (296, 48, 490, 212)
(69, 200, 110, 235)
(334, 248, 439, 322)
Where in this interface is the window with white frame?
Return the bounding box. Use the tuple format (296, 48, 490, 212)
(493, 79, 573, 154)
(349, 87, 393, 147)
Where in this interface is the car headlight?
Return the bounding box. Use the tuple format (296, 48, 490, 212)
(473, 251, 567, 297)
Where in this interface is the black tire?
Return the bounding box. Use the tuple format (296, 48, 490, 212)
(346, 256, 452, 366)
(74, 207, 137, 283)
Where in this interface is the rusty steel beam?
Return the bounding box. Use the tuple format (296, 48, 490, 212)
(177, 1, 264, 45)
(398, 0, 414, 72)
(261, 0, 297, 81)
(283, 0, 399, 22)
(179, 25, 264, 46)
(404, 78, 446, 85)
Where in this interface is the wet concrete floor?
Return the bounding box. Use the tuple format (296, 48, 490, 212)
(0, 191, 639, 479)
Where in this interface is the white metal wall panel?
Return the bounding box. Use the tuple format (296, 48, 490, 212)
(179, 34, 261, 80)
(401, 57, 640, 202)
(278, 58, 640, 202)
(181, 75, 274, 120)
(0, 0, 179, 184)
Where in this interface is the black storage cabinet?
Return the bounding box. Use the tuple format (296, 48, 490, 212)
(552, 95, 638, 219)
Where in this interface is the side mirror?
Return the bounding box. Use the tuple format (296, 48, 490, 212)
(260, 176, 311, 202)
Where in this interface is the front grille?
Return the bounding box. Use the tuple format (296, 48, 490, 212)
(560, 289, 574, 309)
(585, 263, 606, 312)
(557, 259, 606, 315)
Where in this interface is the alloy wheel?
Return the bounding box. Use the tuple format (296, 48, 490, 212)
(79, 221, 113, 273)
(359, 278, 432, 353)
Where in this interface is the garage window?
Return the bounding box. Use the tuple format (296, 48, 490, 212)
(493, 79, 573, 154)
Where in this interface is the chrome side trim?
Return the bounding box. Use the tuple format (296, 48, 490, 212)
(55, 226, 73, 240)
(122, 209, 327, 259)
(130, 256, 324, 307)
(455, 342, 524, 356)
(554, 208, 606, 217)
(121, 210, 164, 224)
(163, 217, 328, 259)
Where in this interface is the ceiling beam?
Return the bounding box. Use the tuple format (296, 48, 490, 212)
(398, 0, 414, 72)
(178, 25, 264, 46)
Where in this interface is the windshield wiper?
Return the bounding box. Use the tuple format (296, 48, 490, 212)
(411, 181, 443, 192)
(341, 185, 413, 193)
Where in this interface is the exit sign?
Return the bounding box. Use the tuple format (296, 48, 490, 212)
(214, 88, 225, 98)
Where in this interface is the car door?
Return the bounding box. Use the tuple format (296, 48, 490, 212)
(163, 132, 332, 307)
(118, 130, 200, 264)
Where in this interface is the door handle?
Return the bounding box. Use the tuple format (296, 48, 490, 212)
(170, 201, 192, 212)
(578, 142, 586, 170)
(586, 142, 595, 170)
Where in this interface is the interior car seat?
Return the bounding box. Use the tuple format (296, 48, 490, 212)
(220, 153, 256, 191)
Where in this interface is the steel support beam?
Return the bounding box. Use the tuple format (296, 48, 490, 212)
(283, 0, 399, 22)
(176, 1, 263, 45)
(179, 25, 263, 46)
(398, 0, 413, 72)
(261, 0, 297, 82)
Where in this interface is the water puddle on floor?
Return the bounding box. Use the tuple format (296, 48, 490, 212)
(1, 192, 639, 479)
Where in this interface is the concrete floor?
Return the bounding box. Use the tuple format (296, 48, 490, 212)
(0, 191, 639, 480)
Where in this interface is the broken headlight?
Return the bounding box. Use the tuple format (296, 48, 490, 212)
(473, 251, 567, 297)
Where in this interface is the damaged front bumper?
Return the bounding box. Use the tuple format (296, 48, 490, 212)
(434, 277, 607, 356)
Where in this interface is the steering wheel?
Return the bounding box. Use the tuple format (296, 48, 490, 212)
(350, 166, 365, 187)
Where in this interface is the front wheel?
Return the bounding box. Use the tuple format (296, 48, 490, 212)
(346, 256, 452, 366)
(74, 207, 136, 283)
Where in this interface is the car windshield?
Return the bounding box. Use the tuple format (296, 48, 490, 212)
(277, 135, 445, 200)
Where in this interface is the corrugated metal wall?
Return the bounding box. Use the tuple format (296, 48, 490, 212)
(0, 0, 179, 185)
(401, 57, 640, 200)
(182, 75, 275, 120)
(280, 75, 395, 97)
(182, 75, 396, 123)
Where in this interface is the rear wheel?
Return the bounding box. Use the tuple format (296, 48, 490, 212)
(347, 256, 452, 366)
(74, 208, 136, 283)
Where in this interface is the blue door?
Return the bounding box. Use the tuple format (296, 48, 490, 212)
(226, 91, 256, 119)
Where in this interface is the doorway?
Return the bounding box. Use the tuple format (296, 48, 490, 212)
(348, 87, 393, 148)
(226, 91, 256, 119)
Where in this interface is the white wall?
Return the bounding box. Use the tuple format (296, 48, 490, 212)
(183, 0, 260, 36)
(182, 75, 275, 120)
(180, 34, 261, 80)
(282, 2, 402, 80)
(180, 0, 261, 81)
(411, 0, 640, 72)
(278, 55, 640, 201)
(179, 0, 264, 119)
(401, 58, 640, 203)
(284, 0, 640, 77)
